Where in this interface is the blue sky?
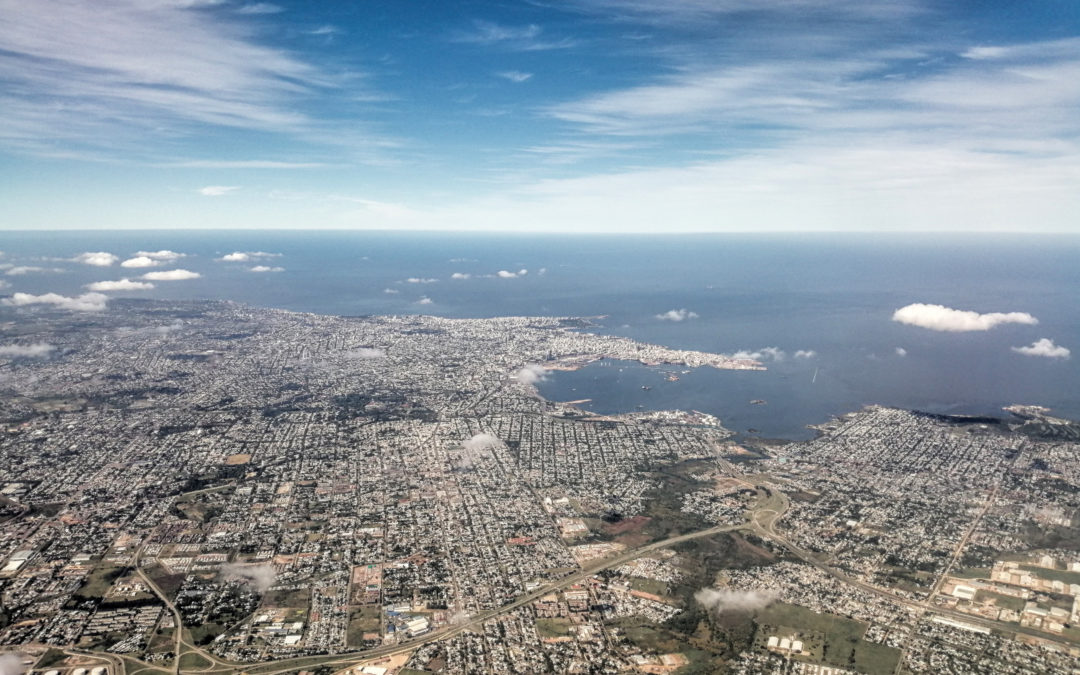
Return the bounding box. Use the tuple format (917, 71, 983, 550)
(1, 0, 1078, 232)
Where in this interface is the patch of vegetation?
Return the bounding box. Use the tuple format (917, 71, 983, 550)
(188, 622, 226, 646)
(535, 617, 573, 638)
(1021, 521, 1080, 551)
(629, 576, 668, 597)
(177, 651, 214, 670)
(346, 606, 382, 648)
(753, 602, 900, 674)
(974, 589, 1025, 612)
(70, 564, 125, 602)
(264, 585, 312, 608)
(34, 648, 70, 669)
(1018, 563, 1080, 585)
(147, 569, 187, 601)
(951, 566, 992, 580)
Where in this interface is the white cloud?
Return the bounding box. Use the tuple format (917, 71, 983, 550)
(793, 349, 817, 359)
(5, 265, 61, 275)
(72, 251, 118, 266)
(962, 46, 1009, 60)
(135, 250, 185, 260)
(453, 20, 575, 51)
(516, 363, 549, 385)
(731, 347, 785, 361)
(497, 70, 533, 83)
(2, 292, 108, 311)
(567, 0, 917, 24)
(85, 278, 155, 291)
(496, 270, 520, 278)
(249, 265, 284, 272)
(344, 347, 386, 360)
(0, 652, 28, 675)
(406, 277, 438, 284)
(199, 185, 240, 196)
(121, 256, 159, 268)
(1012, 338, 1070, 359)
(222, 563, 276, 592)
(695, 587, 776, 613)
(219, 251, 280, 262)
(655, 308, 699, 322)
(892, 303, 1038, 332)
(383, 288, 399, 294)
(451, 272, 471, 279)
(463, 433, 501, 452)
(166, 159, 327, 168)
(0, 343, 55, 358)
(0, 0, 350, 158)
(142, 269, 201, 281)
(417, 296, 433, 305)
(236, 3, 283, 14)
(153, 320, 184, 335)
(895, 347, 908, 357)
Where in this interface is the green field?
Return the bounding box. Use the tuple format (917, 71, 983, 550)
(72, 564, 125, 600)
(629, 576, 669, 597)
(753, 602, 900, 674)
(974, 589, 1025, 612)
(1019, 564, 1080, 586)
(346, 605, 383, 647)
(177, 651, 215, 670)
(535, 617, 573, 638)
(951, 566, 992, 580)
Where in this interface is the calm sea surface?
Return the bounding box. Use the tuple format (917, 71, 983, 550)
(3, 231, 1078, 439)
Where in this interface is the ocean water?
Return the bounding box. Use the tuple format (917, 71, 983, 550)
(2, 230, 1078, 438)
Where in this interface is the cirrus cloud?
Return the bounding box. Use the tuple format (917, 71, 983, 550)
(892, 303, 1038, 332)
(1012, 338, 1070, 359)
